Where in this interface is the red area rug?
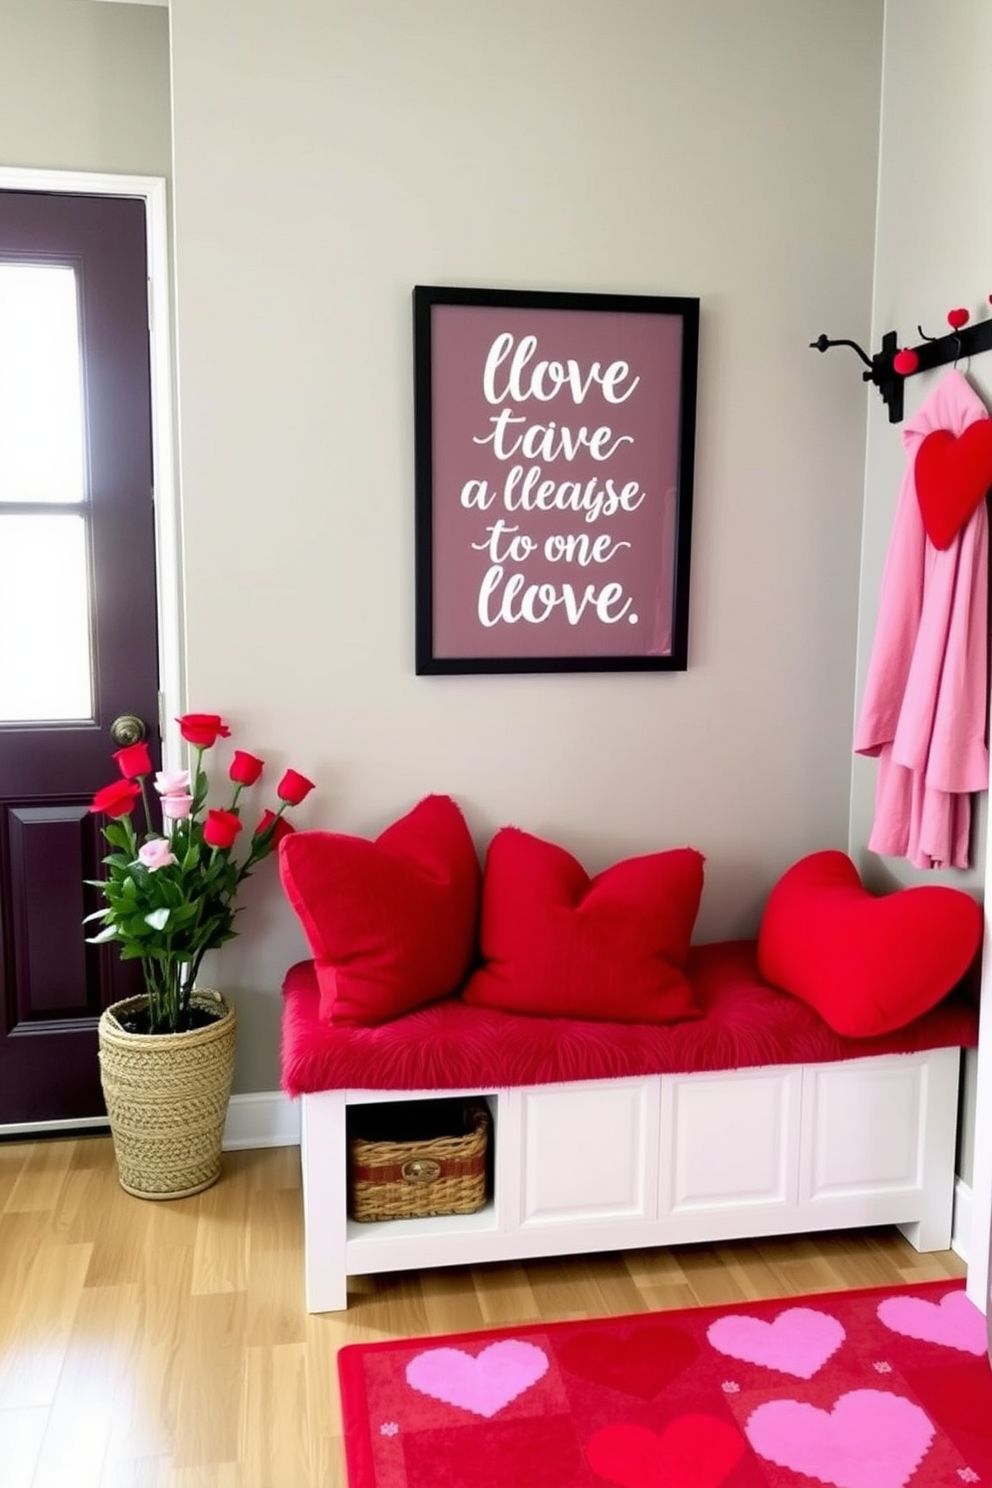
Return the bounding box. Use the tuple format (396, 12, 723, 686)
(338, 1280, 992, 1488)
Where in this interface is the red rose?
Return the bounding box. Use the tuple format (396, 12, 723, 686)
(229, 750, 264, 787)
(254, 809, 295, 846)
(113, 741, 153, 779)
(89, 779, 142, 818)
(276, 768, 315, 806)
(203, 808, 243, 850)
(176, 713, 232, 748)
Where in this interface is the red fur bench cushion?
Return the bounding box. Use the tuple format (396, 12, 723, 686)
(280, 939, 978, 1097)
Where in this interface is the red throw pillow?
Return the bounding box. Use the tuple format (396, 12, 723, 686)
(461, 827, 705, 1023)
(278, 795, 481, 1024)
(757, 850, 982, 1037)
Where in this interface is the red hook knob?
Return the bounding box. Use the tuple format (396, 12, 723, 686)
(893, 348, 919, 376)
(947, 307, 970, 330)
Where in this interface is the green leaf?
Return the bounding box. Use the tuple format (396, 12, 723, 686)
(122, 915, 154, 938)
(167, 903, 199, 926)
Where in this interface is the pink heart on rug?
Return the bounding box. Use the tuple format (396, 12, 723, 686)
(405, 1339, 548, 1418)
(877, 1289, 987, 1355)
(706, 1306, 845, 1379)
(746, 1388, 934, 1488)
(588, 1416, 745, 1488)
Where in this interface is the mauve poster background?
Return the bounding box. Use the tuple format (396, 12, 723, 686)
(429, 303, 685, 660)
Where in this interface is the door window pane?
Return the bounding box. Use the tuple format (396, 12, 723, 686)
(0, 263, 86, 505)
(0, 514, 92, 720)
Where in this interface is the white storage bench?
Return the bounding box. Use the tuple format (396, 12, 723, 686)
(281, 942, 977, 1313)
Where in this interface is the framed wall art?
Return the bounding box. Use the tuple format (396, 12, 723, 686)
(413, 284, 699, 674)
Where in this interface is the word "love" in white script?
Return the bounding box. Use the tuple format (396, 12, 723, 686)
(482, 333, 640, 406)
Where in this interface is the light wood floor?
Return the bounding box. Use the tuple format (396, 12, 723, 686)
(0, 1135, 966, 1488)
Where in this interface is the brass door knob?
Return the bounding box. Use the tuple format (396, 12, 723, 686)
(110, 713, 147, 747)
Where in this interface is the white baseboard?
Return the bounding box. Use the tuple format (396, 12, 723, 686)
(1, 1092, 301, 1149)
(0, 1114, 110, 1139)
(222, 1090, 300, 1150)
(952, 1176, 972, 1263)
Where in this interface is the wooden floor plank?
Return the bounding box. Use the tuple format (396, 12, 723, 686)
(32, 1281, 146, 1488)
(0, 1237, 93, 1410)
(3, 1139, 75, 1214)
(0, 1133, 970, 1487)
(240, 1343, 311, 1488)
(245, 1187, 308, 1347)
(174, 1292, 247, 1470)
(190, 1160, 249, 1297)
(468, 1262, 541, 1327)
(0, 1405, 48, 1488)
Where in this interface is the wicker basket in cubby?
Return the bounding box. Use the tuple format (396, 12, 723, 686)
(348, 1098, 490, 1222)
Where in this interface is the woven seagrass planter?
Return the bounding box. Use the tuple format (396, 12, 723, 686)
(98, 991, 236, 1200)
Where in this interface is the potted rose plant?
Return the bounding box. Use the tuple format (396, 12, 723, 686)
(86, 711, 314, 1199)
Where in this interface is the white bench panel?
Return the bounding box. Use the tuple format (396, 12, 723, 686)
(516, 1078, 659, 1228)
(660, 1067, 802, 1219)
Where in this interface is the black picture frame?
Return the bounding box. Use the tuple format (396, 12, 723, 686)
(413, 284, 699, 674)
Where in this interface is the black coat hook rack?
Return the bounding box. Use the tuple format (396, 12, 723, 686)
(810, 316, 992, 423)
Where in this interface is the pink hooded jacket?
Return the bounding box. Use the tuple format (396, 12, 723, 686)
(855, 370, 989, 870)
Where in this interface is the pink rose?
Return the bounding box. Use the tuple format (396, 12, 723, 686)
(203, 808, 243, 850)
(276, 768, 315, 806)
(138, 839, 177, 871)
(154, 769, 191, 796)
(160, 793, 194, 820)
(89, 780, 142, 819)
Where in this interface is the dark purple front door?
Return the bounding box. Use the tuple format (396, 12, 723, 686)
(0, 191, 161, 1125)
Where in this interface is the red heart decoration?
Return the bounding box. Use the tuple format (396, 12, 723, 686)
(915, 421, 992, 549)
(757, 851, 982, 1038)
(587, 1418, 745, 1488)
(559, 1325, 698, 1399)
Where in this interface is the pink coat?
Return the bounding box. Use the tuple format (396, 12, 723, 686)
(855, 370, 989, 870)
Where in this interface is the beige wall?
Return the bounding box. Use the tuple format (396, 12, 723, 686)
(0, 0, 170, 175)
(852, 0, 992, 1194)
(168, 0, 884, 1092)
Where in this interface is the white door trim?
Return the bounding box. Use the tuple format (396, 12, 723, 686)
(0, 168, 184, 761)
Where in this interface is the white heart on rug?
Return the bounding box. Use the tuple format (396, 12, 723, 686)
(405, 1339, 549, 1419)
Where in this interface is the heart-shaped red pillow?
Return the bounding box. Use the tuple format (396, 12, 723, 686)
(278, 795, 481, 1024)
(757, 850, 981, 1037)
(461, 827, 705, 1023)
(915, 420, 992, 550)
